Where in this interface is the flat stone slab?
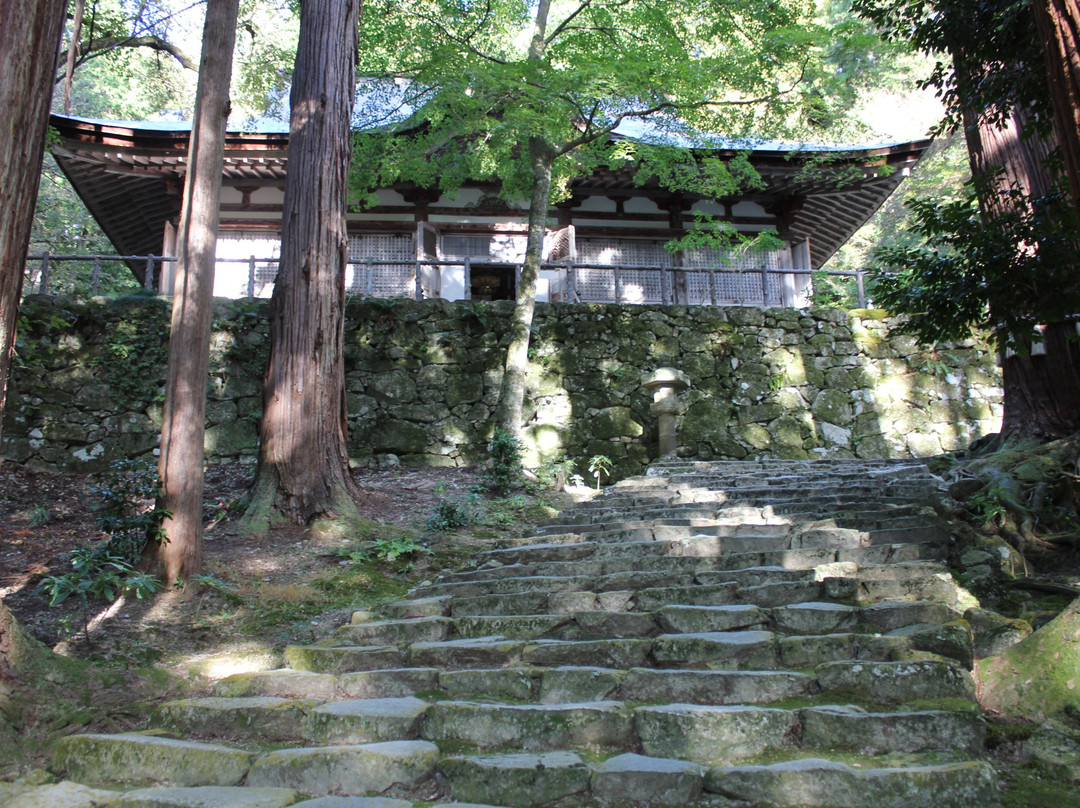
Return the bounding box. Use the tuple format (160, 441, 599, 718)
(453, 614, 569, 640)
(705, 758, 1000, 808)
(246, 741, 439, 796)
(212, 670, 338, 700)
(285, 645, 406, 674)
(338, 668, 440, 699)
(304, 697, 428, 744)
(335, 617, 452, 645)
(657, 604, 766, 634)
(408, 637, 525, 668)
(799, 705, 985, 755)
(382, 596, 452, 619)
(287, 798, 413, 807)
(0, 781, 122, 808)
(636, 704, 799, 764)
(440, 668, 536, 701)
(539, 666, 621, 703)
(157, 697, 322, 741)
(617, 668, 816, 705)
(109, 785, 300, 807)
(589, 752, 705, 807)
(651, 631, 778, 669)
(423, 701, 631, 751)
(815, 660, 977, 703)
(53, 734, 253, 788)
(440, 751, 590, 808)
(522, 638, 652, 668)
(771, 602, 857, 634)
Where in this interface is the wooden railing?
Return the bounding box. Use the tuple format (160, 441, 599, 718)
(23, 252, 869, 308)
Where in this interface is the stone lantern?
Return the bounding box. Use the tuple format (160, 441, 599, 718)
(641, 368, 691, 458)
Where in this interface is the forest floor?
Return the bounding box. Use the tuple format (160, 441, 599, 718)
(1, 455, 1079, 806)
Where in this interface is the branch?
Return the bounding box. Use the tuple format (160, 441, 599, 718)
(60, 35, 199, 77)
(544, 0, 594, 44)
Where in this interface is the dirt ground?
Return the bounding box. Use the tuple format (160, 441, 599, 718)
(0, 462, 553, 666)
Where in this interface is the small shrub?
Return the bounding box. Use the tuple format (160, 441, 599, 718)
(482, 427, 523, 495)
(35, 545, 161, 644)
(26, 504, 51, 526)
(89, 458, 170, 563)
(588, 454, 614, 490)
(426, 491, 483, 532)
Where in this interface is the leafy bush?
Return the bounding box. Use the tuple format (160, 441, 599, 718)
(90, 458, 170, 563)
(427, 490, 483, 532)
(35, 546, 160, 644)
(482, 427, 523, 495)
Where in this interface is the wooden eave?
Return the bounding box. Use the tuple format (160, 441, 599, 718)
(50, 114, 930, 271)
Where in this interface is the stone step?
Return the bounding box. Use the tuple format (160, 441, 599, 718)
(480, 536, 943, 570)
(52, 733, 441, 798)
(440, 752, 997, 808)
(287, 620, 973, 676)
(336, 598, 958, 649)
(704, 758, 999, 808)
(215, 665, 820, 706)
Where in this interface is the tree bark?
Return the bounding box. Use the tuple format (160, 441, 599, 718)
(955, 53, 1080, 438)
(149, 0, 240, 585)
(494, 0, 553, 439)
(1033, 0, 1080, 227)
(0, 0, 67, 466)
(495, 139, 555, 437)
(241, 0, 362, 534)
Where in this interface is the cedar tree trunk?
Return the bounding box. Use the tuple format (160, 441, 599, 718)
(241, 0, 362, 533)
(0, 0, 67, 464)
(959, 69, 1080, 437)
(1033, 0, 1080, 226)
(150, 0, 240, 585)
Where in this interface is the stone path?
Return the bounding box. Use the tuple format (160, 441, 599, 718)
(15, 458, 1000, 807)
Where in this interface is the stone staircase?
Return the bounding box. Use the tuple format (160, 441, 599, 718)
(35, 458, 1000, 807)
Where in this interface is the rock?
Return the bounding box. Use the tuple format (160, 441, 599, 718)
(1025, 721, 1080, 783)
(53, 734, 253, 788)
(245, 741, 439, 796)
(439, 751, 590, 808)
(109, 785, 299, 807)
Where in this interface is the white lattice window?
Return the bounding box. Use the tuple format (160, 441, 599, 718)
(215, 232, 281, 298)
(683, 245, 784, 305)
(348, 233, 414, 297)
(575, 238, 670, 303)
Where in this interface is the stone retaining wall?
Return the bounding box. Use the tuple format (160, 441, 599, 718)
(2, 295, 1003, 479)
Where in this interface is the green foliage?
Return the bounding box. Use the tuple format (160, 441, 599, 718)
(588, 454, 614, 490)
(482, 427, 524, 495)
(870, 181, 1080, 352)
(664, 212, 785, 255)
(25, 505, 51, 527)
(36, 546, 160, 608)
(852, 0, 1052, 136)
(94, 296, 170, 407)
(89, 458, 170, 563)
(426, 489, 484, 532)
(351, 0, 864, 212)
(536, 455, 578, 491)
(335, 535, 434, 563)
(35, 546, 161, 645)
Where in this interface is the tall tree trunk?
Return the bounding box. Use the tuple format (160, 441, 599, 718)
(494, 0, 553, 439)
(1033, 0, 1080, 226)
(241, 0, 362, 534)
(0, 0, 67, 466)
(495, 139, 555, 437)
(149, 0, 240, 585)
(957, 61, 1080, 438)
